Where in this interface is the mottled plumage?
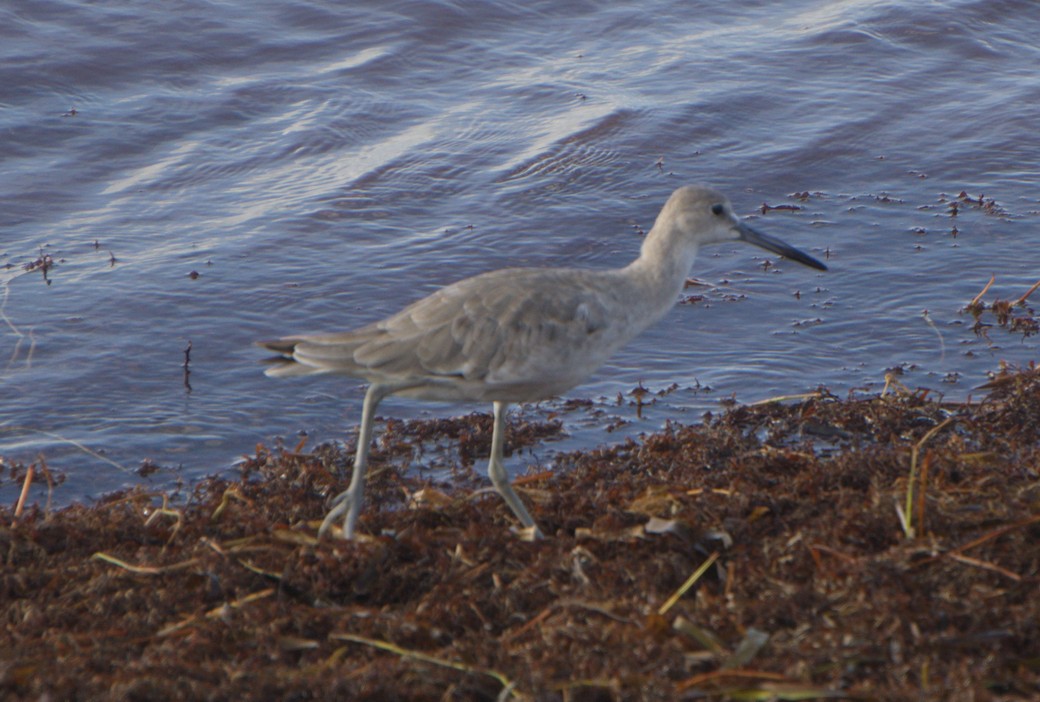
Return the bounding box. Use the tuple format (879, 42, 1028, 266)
(259, 186, 826, 539)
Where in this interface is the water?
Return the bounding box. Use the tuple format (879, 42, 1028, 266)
(3, 0, 1038, 504)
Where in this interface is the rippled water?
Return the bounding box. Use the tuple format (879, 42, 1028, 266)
(3, 0, 1038, 504)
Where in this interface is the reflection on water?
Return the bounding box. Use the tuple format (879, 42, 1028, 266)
(1, 0, 1038, 504)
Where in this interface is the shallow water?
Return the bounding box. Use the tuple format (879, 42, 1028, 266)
(2, 0, 1038, 503)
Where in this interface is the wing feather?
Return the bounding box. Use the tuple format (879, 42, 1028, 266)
(262, 266, 630, 395)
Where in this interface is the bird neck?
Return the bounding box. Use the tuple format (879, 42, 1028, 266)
(621, 221, 699, 321)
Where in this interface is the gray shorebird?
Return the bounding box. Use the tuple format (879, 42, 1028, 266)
(259, 186, 827, 539)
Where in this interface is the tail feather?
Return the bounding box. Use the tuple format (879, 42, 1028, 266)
(256, 338, 315, 378)
(256, 336, 370, 378)
(256, 339, 299, 356)
(262, 356, 326, 378)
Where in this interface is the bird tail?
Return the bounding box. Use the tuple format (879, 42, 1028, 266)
(256, 338, 299, 356)
(255, 338, 320, 378)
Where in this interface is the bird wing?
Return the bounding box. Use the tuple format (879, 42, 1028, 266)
(265, 267, 625, 392)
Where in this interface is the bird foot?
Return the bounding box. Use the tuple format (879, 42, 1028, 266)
(318, 488, 357, 539)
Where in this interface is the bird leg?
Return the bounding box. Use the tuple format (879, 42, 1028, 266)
(319, 383, 389, 539)
(487, 401, 543, 538)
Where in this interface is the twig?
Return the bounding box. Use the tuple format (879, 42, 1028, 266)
(946, 552, 1021, 582)
(144, 494, 184, 543)
(968, 274, 995, 307)
(948, 513, 1040, 556)
(91, 553, 163, 575)
(92, 552, 202, 575)
(658, 551, 720, 615)
(809, 543, 857, 564)
(158, 588, 276, 637)
(881, 372, 911, 398)
(211, 484, 249, 521)
(747, 392, 822, 407)
(13, 462, 34, 520)
(1012, 278, 1040, 306)
(902, 417, 955, 538)
(330, 632, 516, 695)
(501, 605, 554, 644)
(676, 668, 789, 692)
(915, 450, 931, 536)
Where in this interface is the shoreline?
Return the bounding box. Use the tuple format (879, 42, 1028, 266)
(2, 367, 1039, 699)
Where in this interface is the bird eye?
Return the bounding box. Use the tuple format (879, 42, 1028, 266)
(710, 203, 725, 216)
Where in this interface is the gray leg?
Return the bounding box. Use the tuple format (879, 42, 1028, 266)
(487, 401, 543, 538)
(319, 383, 389, 539)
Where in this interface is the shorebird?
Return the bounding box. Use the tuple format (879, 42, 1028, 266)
(259, 185, 826, 539)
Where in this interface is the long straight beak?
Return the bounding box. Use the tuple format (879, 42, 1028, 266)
(736, 221, 827, 271)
